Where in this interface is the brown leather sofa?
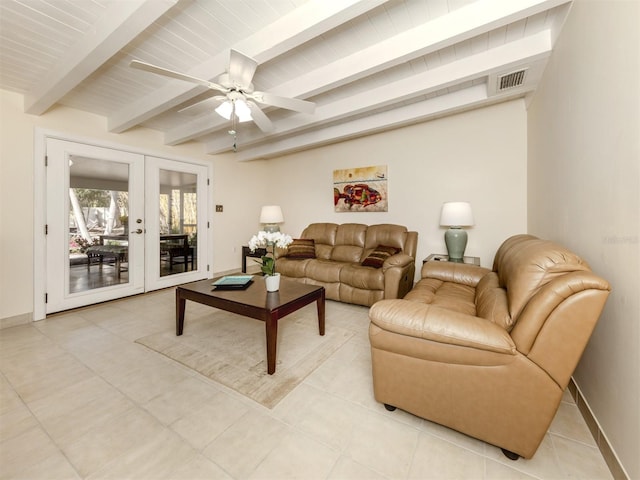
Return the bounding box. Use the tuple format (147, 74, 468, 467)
(277, 223, 418, 306)
(368, 234, 610, 459)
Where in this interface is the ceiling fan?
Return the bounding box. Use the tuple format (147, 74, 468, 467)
(130, 49, 316, 137)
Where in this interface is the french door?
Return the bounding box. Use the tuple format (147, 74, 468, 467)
(45, 138, 209, 314)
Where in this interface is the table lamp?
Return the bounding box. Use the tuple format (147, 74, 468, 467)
(440, 202, 474, 262)
(260, 205, 284, 233)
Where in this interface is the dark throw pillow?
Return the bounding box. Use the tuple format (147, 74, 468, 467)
(287, 238, 316, 259)
(361, 245, 400, 268)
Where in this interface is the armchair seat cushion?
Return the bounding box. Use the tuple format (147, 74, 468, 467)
(404, 278, 476, 315)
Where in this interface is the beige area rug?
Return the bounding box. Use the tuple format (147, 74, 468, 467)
(136, 304, 354, 408)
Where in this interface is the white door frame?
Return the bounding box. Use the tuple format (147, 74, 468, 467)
(33, 128, 214, 320)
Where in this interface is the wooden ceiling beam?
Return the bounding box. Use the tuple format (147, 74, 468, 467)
(231, 86, 491, 161)
(165, 0, 569, 146)
(24, 0, 177, 115)
(204, 29, 552, 155)
(107, 0, 388, 134)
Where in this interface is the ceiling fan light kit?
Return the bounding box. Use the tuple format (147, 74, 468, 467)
(130, 49, 316, 151)
(214, 96, 252, 123)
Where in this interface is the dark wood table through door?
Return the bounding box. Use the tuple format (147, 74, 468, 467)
(175, 277, 325, 374)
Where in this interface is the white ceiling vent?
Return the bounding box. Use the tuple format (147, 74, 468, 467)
(498, 69, 527, 91)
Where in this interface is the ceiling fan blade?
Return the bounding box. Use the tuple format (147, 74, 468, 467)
(247, 101, 274, 133)
(228, 49, 258, 88)
(251, 91, 316, 114)
(130, 60, 228, 93)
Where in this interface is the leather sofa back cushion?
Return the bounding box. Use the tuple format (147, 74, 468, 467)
(361, 224, 408, 260)
(331, 224, 367, 263)
(475, 272, 513, 331)
(302, 223, 338, 260)
(496, 237, 591, 319)
(491, 234, 537, 272)
(287, 239, 316, 259)
(335, 223, 367, 247)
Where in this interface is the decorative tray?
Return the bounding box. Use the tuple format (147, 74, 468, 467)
(212, 275, 254, 290)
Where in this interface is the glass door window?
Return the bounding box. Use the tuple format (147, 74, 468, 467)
(68, 157, 130, 292)
(159, 169, 198, 277)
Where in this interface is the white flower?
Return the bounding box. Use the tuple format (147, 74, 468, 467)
(248, 231, 292, 250)
(248, 230, 293, 275)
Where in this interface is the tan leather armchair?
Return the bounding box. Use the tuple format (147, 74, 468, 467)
(369, 235, 610, 459)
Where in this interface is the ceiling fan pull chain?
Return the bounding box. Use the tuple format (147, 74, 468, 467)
(229, 102, 238, 151)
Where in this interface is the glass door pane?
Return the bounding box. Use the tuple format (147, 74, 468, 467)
(69, 157, 130, 292)
(144, 156, 208, 291)
(159, 169, 197, 277)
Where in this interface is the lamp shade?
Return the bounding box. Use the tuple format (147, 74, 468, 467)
(234, 99, 252, 122)
(215, 101, 232, 120)
(440, 202, 474, 227)
(260, 205, 284, 224)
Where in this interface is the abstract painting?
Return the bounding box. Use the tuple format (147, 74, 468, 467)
(333, 165, 388, 212)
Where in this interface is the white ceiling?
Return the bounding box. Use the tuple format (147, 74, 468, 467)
(0, 0, 572, 161)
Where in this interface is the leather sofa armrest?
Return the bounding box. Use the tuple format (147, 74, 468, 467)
(420, 261, 491, 287)
(382, 253, 414, 271)
(369, 299, 516, 354)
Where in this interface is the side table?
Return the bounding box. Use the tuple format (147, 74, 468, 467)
(242, 246, 267, 273)
(424, 253, 481, 266)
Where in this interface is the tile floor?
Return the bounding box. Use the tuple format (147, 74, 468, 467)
(1, 289, 614, 480)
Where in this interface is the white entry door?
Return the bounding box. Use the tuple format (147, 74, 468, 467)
(45, 138, 209, 314)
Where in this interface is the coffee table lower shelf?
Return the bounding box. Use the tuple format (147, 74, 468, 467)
(175, 277, 325, 374)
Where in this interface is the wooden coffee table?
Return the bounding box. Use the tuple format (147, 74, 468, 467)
(175, 277, 325, 374)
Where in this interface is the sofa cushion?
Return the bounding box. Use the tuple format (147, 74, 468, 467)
(305, 259, 345, 283)
(331, 245, 364, 263)
(475, 272, 513, 331)
(276, 257, 312, 278)
(331, 224, 367, 263)
(404, 279, 476, 316)
(340, 264, 385, 290)
(302, 223, 338, 260)
(491, 234, 537, 272)
(363, 224, 407, 251)
(495, 236, 591, 319)
(287, 238, 316, 258)
(335, 223, 367, 247)
(361, 245, 400, 268)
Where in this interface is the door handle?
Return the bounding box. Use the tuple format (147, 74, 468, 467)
(131, 228, 143, 234)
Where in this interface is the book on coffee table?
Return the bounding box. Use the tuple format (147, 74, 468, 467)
(212, 275, 254, 290)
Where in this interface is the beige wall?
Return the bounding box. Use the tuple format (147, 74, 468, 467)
(1, 89, 527, 322)
(263, 100, 528, 271)
(527, 1, 639, 478)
